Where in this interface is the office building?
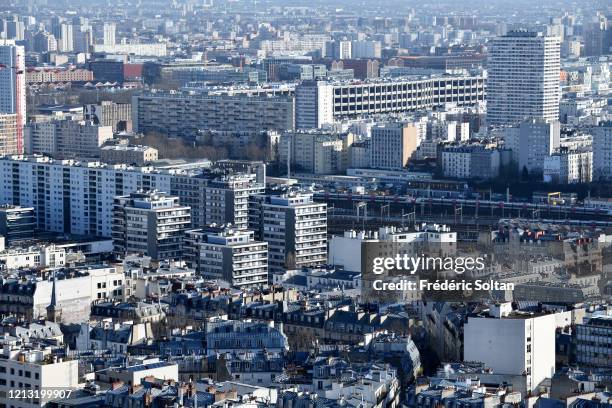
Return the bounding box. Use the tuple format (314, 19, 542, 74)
(487, 31, 560, 126)
(32, 31, 57, 53)
(0, 40, 25, 154)
(132, 93, 295, 137)
(576, 315, 612, 367)
(185, 226, 268, 287)
(295, 74, 485, 128)
(112, 191, 191, 261)
(464, 304, 557, 392)
(325, 40, 352, 59)
(583, 15, 608, 57)
(334, 59, 380, 79)
(370, 123, 417, 170)
(0, 205, 35, 244)
(89, 59, 124, 83)
(249, 191, 327, 272)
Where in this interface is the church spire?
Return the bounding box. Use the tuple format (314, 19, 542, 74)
(46, 272, 61, 323)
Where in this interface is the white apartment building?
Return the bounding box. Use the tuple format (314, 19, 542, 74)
(0, 40, 25, 154)
(543, 149, 592, 184)
(442, 148, 471, 179)
(279, 130, 354, 175)
(329, 224, 457, 273)
(0, 156, 173, 237)
(249, 192, 327, 272)
(487, 31, 560, 126)
(93, 42, 167, 56)
(0, 266, 123, 323)
(86, 265, 125, 301)
(103, 22, 116, 46)
(592, 122, 612, 180)
(57, 23, 73, 52)
(463, 304, 557, 392)
(25, 116, 113, 158)
(0, 339, 79, 408)
(296, 75, 485, 128)
(370, 123, 417, 170)
(441, 145, 502, 180)
(258, 34, 329, 55)
(185, 226, 268, 287)
(203, 173, 265, 231)
(0, 156, 260, 237)
(95, 359, 178, 386)
(112, 191, 191, 261)
(518, 119, 560, 174)
(0, 244, 65, 270)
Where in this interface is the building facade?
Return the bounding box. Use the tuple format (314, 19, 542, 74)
(464, 306, 557, 392)
(0, 156, 261, 237)
(132, 93, 295, 137)
(25, 117, 113, 158)
(100, 145, 159, 166)
(593, 122, 612, 180)
(185, 226, 268, 287)
(112, 191, 191, 261)
(295, 74, 485, 128)
(518, 119, 560, 174)
(0, 40, 25, 154)
(487, 31, 560, 126)
(249, 192, 327, 272)
(370, 123, 417, 170)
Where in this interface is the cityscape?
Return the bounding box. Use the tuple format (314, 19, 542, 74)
(0, 0, 610, 407)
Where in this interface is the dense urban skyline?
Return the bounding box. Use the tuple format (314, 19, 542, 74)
(0, 0, 609, 407)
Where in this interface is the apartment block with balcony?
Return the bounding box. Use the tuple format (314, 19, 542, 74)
(112, 191, 191, 261)
(185, 225, 268, 287)
(249, 191, 327, 272)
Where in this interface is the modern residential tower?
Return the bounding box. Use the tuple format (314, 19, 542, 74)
(0, 40, 25, 154)
(487, 31, 560, 127)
